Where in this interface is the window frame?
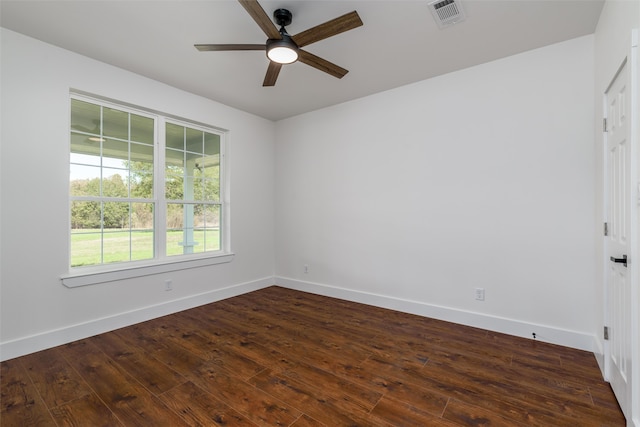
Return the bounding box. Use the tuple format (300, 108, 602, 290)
(62, 93, 233, 288)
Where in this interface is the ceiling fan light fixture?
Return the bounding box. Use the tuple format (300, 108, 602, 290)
(266, 36, 298, 64)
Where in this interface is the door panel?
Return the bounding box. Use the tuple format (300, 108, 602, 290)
(606, 59, 632, 422)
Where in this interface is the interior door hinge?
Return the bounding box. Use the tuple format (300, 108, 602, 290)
(604, 326, 609, 340)
(603, 118, 608, 132)
(604, 222, 609, 236)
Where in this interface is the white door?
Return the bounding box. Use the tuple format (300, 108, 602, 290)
(605, 58, 632, 422)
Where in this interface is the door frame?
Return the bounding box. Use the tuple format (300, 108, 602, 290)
(632, 28, 639, 427)
(602, 29, 639, 426)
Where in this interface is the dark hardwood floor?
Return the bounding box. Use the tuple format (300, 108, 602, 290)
(1, 286, 625, 426)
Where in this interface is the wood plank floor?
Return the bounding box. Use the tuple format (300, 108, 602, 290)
(1, 286, 625, 426)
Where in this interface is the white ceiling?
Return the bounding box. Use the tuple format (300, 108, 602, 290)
(1, 0, 604, 121)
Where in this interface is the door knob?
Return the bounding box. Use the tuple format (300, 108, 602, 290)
(610, 255, 627, 267)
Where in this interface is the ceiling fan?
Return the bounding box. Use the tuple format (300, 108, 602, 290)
(195, 0, 363, 86)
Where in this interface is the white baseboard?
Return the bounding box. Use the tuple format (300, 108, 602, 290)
(0, 277, 274, 361)
(275, 276, 598, 353)
(2, 276, 599, 362)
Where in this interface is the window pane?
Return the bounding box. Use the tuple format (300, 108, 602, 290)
(70, 202, 156, 266)
(181, 203, 199, 254)
(179, 152, 200, 202)
(131, 114, 154, 144)
(71, 201, 101, 229)
(71, 99, 101, 135)
(70, 231, 102, 267)
(185, 151, 201, 170)
(165, 175, 183, 200)
(103, 202, 130, 228)
(71, 133, 101, 163)
(166, 203, 183, 256)
(203, 178, 219, 201)
(201, 156, 220, 173)
(194, 163, 205, 179)
(103, 107, 129, 140)
(186, 176, 201, 202)
(202, 204, 220, 251)
(130, 169, 153, 198)
(186, 128, 203, 153)
(130, 143, 154, 199)
(103, 139, 128, 168)
(166, 203, 209, 256)
(70, 165, 100, 195)
(166, 147, 183, 166)
(164, 203, 220, 255)
(71, 151, 101, 167)
(190, 233, 204, 254)
(131, 142, 153, 163)
(132, 202, 154, 230)
(206, 164, 219, 179)
(192, 176, 204, 201)
(131, 202, 154, 261)
(102, 171, 128, 197)
(131, 230, 154, 261)
(166, 123, 184, 150)
(166, 203, 183, 230)
(102, 167, 126, 179)
(204, 133, 220, 156)
(103, 230, 130, 264)
(165, 165, 184, 180)
(166, 124, 222, 207)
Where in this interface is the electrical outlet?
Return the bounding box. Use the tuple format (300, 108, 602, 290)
(304, 264, 309, 274)
(165, 279, 173, 291)
(475, 287, 485, 301)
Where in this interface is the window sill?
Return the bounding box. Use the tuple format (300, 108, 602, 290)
(60, 253, 235, 288)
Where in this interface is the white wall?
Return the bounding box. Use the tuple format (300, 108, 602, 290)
(593, 1, 640, 424)
(275, 35, 596, 350)
(0, 29, 276, 360)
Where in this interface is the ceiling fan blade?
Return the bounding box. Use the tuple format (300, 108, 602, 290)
(195, 44, 265, 51)
(263, 61, 282, 86)
(297, 50, 348, 79)
(238, 0, 281, 40)
(292, 11, 363, 48)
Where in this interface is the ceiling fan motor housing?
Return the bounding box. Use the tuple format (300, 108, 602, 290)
(273, 8, 293, 28)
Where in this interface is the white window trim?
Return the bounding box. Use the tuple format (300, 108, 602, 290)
(63, 92, 232, 287)
(60, 253, 235, 288)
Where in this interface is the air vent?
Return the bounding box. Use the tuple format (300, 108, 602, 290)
(428, 0, 466, 29)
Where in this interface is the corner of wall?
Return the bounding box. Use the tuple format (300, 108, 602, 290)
(0, 277, 275, 362)
(275, 277, 597, 353)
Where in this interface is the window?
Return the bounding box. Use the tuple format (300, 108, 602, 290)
(164, 122, 222, 255)
(68, 95, 228, 277)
